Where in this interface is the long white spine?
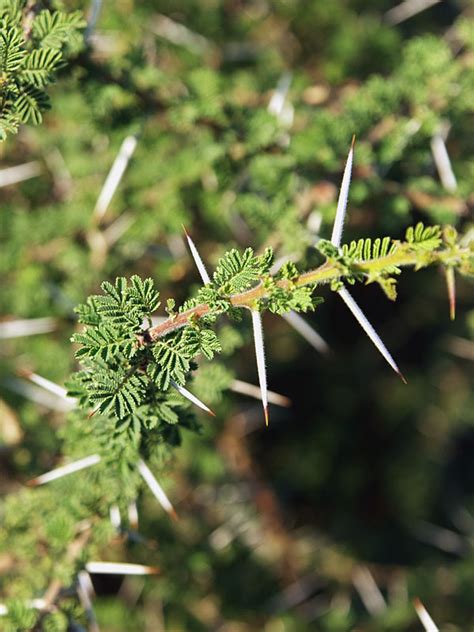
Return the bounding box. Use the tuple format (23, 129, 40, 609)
(251, 310, 269, 426)
(137, 459, 177, 519)
(25, 371, 75, 404)
(330, 138, 354, 248)
(86, 561, 158, 575)
(29, 454, 101, 486)
(170, 379, 215, 416)
(338, 288, 403, 378)
(414, 599, 439, 632)
(0, 317, 56, 338)
(94, 135, 138, 221)
(184, 229, 211, 284)
(281, 311, 329, 354)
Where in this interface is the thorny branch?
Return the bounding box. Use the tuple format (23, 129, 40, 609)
(144, 242, 471, 342)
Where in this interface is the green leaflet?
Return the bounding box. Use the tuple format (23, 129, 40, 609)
(94, 276, 160, 332)
(0, 6, 86, 140)
(341, 236, 396, 261)
(31, 9, 86, 50)
(71, 322, 137, 363)
(213, 247, 273, 294)
(405, 222, 442, 251)
(88, 369, 147, 420)
(151, 328, 221, 389)
(20, 47, 63, 88)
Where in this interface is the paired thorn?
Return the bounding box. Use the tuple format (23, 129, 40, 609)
(182, 225, 211, 284)
(28, 453, 180, 525)
(137, 459, 179, 521)
(170, 379, 215, 416)
(330, 137, 405, 381)
(251, 310, 269, 427)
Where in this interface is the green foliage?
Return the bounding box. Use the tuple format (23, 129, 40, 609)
(1, 2, 474, 630)
(0, 2, 85, 140)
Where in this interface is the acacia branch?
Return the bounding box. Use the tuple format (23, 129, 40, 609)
(146, 242, 470, 342)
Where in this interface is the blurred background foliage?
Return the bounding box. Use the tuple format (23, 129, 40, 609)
(1, 0, 473, 630)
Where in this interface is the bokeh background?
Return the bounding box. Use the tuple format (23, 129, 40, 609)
(1, 0, 473, 629)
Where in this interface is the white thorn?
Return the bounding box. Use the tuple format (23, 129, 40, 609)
(86, 561, 159, 576)
(85, 0, 103, 40)
(152, 13, 214, 55)
(384, 0, 440, 26)
(28, 454, 101, 486)
(170, 379, 215, 416)
(251, 310, 269, 426)
(431, 131, 457, 193)
(352, 566, 387, 616)
(93, 135, 138, 222)
(128, 500, 139, 529)
(102, 213, 135, 247)
(331, 137, 355, 248)
(0, 317, 56, 339)
(109, 505, 121, 530)
(77, 571, 100, 632)
(0, 161, 42, 187)
(149, 316, 167, 327)
(137, 459, 178, 520)
(282, 311, 330, 354)
(183, 227, 211, 284)
(77, 570, 95, 599)
(414, 520, 466, 554)
(20, 371, 76, 406)
(414, 598, 439, 632)
(268, 72, 292, 119)
(230, 379, 291, 408)
(1, 377, 73, 412)
(338, 288, 405, 381)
